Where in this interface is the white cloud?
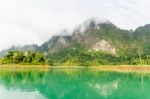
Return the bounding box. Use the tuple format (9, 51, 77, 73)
(0, 0, 150, 50)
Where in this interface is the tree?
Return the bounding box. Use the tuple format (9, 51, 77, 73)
(12, 51, 25, 64)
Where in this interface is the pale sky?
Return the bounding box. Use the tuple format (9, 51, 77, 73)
(0, 0, 150, 51)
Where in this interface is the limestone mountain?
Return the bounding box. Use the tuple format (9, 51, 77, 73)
(1, 18, 150, 56)
(39, 18, 133, 54)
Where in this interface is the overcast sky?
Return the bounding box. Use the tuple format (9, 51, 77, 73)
(0, 0, 150, 51)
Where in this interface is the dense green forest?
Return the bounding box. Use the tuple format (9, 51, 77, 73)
(0, 46, 150, 66)
(0, 51, 46, 65)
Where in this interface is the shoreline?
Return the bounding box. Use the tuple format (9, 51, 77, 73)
(49, 65, 150, 73)
(0, 65, 150, 73)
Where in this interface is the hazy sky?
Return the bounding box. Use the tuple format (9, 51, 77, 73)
(0, 0, 150, 51)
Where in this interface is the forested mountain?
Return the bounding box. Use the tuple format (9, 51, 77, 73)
(39, 18, 133, 54)
(1, 18, 150, 65)
(1, 18, 150, 55)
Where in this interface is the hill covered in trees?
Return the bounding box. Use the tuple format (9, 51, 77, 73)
(1, 18, 150, 66)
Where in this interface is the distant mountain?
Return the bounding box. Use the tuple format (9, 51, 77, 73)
(0, 44, 38, 57)
(1, 18, 150, 57)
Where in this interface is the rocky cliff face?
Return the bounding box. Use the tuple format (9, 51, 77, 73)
(91, 40, 116, 54)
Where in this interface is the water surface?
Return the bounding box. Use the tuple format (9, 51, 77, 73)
(0, 68, 149, 99)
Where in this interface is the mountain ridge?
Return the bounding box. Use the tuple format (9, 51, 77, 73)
(1, 18, 150, 57)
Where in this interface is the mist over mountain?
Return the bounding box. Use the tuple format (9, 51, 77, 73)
(1, 18, 150, 56)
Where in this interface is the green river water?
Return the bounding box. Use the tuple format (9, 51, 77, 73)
(0, 68, 149, 99)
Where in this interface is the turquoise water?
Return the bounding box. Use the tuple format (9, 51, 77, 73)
(0, 69, 149, 99)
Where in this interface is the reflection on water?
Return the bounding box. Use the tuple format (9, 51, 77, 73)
(0, 69, 150, 99)
(0, 85, 46, 99)
(89, 80, 118, 98)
